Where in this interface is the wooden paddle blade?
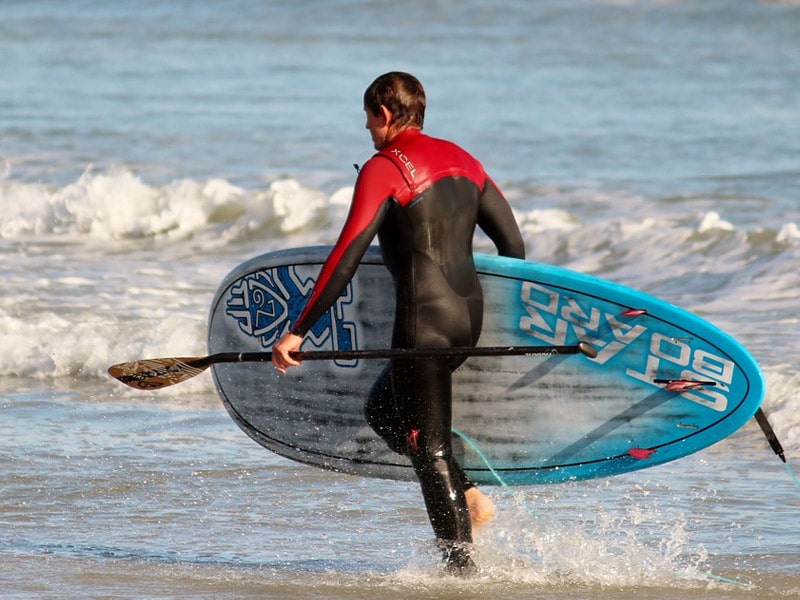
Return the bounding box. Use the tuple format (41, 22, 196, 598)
(108, 357, 211, 390)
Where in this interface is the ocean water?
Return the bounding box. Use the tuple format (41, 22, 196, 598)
(1, 0, 799, 598)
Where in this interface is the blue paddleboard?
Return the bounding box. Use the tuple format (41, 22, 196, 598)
(207, 246, 764, 485)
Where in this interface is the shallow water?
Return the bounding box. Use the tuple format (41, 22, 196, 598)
(2, 387, 799, 598)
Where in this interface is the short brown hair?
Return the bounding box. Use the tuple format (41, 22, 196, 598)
(363, 72, 426, 129)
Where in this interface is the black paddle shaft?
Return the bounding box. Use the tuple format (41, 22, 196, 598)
(210, 342, 596, 365)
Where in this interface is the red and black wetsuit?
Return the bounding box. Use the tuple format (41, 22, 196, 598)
(290, 128, 525, 564)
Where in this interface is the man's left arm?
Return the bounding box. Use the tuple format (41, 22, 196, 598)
(477, 178, 526, 259)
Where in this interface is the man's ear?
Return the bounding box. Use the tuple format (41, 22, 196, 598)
(379, 104, 393, 127)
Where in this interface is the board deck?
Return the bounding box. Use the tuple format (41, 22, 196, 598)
(208, 246, 764, 485)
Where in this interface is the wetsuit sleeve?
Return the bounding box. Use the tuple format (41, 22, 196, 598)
(477, 177, 526, 259)
(290, 156, 403, 337)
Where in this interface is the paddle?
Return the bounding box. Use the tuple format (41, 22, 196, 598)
(108, 341, 597, 390)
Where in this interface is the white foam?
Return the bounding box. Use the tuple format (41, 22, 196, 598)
(266, 179, 330, 232)
(0, 169, 353, 244)
(519, 208, 581, 234)
(762, 369, 800, 452)
(392, 479, 719, 590)
(777, 222, 800, 242)
(0, 302, 210, 395)
(697, 211, 735, 233)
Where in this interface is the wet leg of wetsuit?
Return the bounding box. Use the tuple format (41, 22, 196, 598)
(391, 356, 475, 574)
(364, 366, 406, 454)
(365, 364, 476, 491)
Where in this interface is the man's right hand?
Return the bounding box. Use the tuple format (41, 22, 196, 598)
(271, 332, 304, 374)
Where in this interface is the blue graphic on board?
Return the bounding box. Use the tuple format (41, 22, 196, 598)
(511, 279, 739, 414)
(224, 265, 358, 365)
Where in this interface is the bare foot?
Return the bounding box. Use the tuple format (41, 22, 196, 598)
(465, 487, 495, 527)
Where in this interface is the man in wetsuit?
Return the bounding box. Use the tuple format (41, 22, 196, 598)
(272, 72, 525, 574)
